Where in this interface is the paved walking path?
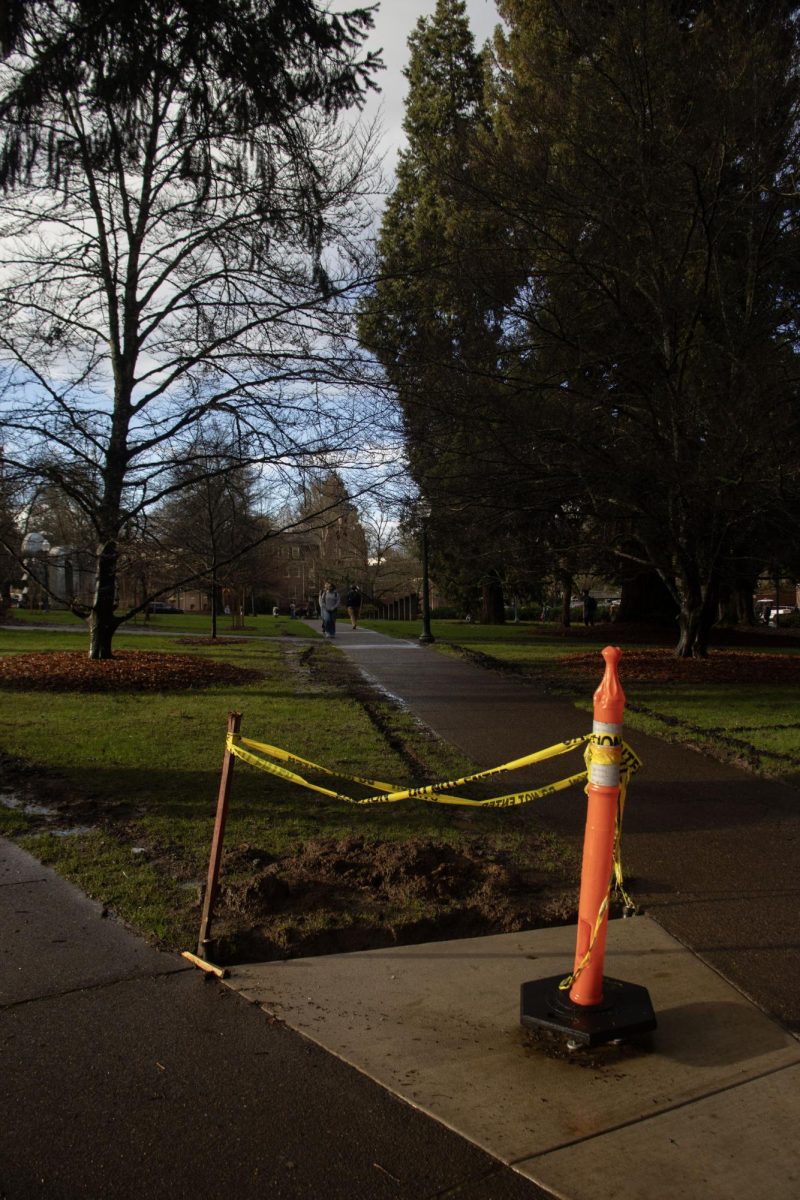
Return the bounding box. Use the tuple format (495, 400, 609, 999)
(327, 624, 800, 1034)
(2, 621, 799, 1199)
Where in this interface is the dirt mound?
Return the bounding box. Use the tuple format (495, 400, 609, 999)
(211, 834, 579, 964)
(0, 649, 262, 692)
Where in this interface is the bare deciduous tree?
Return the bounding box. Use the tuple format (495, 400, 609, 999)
(0, 2, 383, 656)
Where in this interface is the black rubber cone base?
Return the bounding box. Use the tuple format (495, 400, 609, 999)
(520, 975, 657, 1047)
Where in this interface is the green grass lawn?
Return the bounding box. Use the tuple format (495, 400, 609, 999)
(4, 616, 796, 958)
(5, 607, 318, 639)
(612, 683, 800, 777)
(0, 627, 575, 955)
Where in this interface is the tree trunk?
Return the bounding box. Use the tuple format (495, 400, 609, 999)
(617, 570, 678, 624)
(718, 579, 757, 626)
(559, 568, 573, 627)
(481, 574, 505, 624)
(675, 578, 717, 658)
(735, 582, 756, 626)
(89, 539, 120, 660)
(88, 413, 128, 658)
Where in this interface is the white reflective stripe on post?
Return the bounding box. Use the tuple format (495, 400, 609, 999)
(589, 761, 620, 787)
(593, 721, 622, 737)
(589, 719, 621, 787)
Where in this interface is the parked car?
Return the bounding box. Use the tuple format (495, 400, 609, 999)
(755, 600, 795, 625)
(146, 601, 183, 614)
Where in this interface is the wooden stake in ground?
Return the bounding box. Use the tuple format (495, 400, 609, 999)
(197, 711, 241, 958)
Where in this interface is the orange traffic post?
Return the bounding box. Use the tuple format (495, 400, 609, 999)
(520, 647, 656, 1048)
(569, 645, 625, 1007)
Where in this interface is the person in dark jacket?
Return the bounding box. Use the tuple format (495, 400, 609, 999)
(581, 589, 597, 627)
(345, 584, 362, 630)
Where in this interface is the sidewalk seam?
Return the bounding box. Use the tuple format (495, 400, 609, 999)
(426, 1160, 559, 1199)
(0, 876, 49, 890)
(0, 963, 191, 1012)
(507, 1056, 800, 1165)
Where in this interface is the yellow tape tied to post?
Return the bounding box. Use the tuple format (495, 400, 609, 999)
(556, 740, 642, 991)
(226, 731, 639, 811)
(225, 731, 642, 987)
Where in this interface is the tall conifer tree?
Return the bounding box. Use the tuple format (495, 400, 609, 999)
(489, 0, 800, 654)
(359, 0, 517, 620)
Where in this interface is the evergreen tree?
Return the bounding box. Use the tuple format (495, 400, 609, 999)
(358, 0, 520, 622)
(298, 471, 368, 586)
(487, 0, 800, 654)
(0, 1, 380, 187)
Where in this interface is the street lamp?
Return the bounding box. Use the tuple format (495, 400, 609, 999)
(418, 500, 434, 645)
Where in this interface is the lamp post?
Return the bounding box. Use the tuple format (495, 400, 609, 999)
(418, 501, 434, 645)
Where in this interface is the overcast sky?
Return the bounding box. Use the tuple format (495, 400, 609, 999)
(359, 1, 502, 174)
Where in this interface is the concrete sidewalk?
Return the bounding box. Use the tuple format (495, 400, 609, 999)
(0, 839, 557, 1200)
(226, 918, 800, 1200)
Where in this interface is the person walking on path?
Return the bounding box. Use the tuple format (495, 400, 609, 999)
(346, 584, 362, 630)
(581, 589, 597, 627)
(319, 581, 340, 638)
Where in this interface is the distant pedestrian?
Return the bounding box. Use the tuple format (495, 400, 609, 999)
(290, 602, 296, 619)
(318, 581, 340, 638)
(581, 589, 597, 627)
(346, 584, 362, 630)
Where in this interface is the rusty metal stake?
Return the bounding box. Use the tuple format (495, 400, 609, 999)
(197, 711, 241, 958)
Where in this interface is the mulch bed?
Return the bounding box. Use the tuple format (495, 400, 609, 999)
(559, 648, 800, 684)
(0, 650, 262, 692)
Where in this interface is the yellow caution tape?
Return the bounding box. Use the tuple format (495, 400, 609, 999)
(588, 746, 621, 766)
(559, 894, 611, 994)
(225, 729, 642, 988)
(226, 732, 595, 809)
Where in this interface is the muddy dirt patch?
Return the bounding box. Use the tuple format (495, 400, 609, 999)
(208, 833, 579, 964)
